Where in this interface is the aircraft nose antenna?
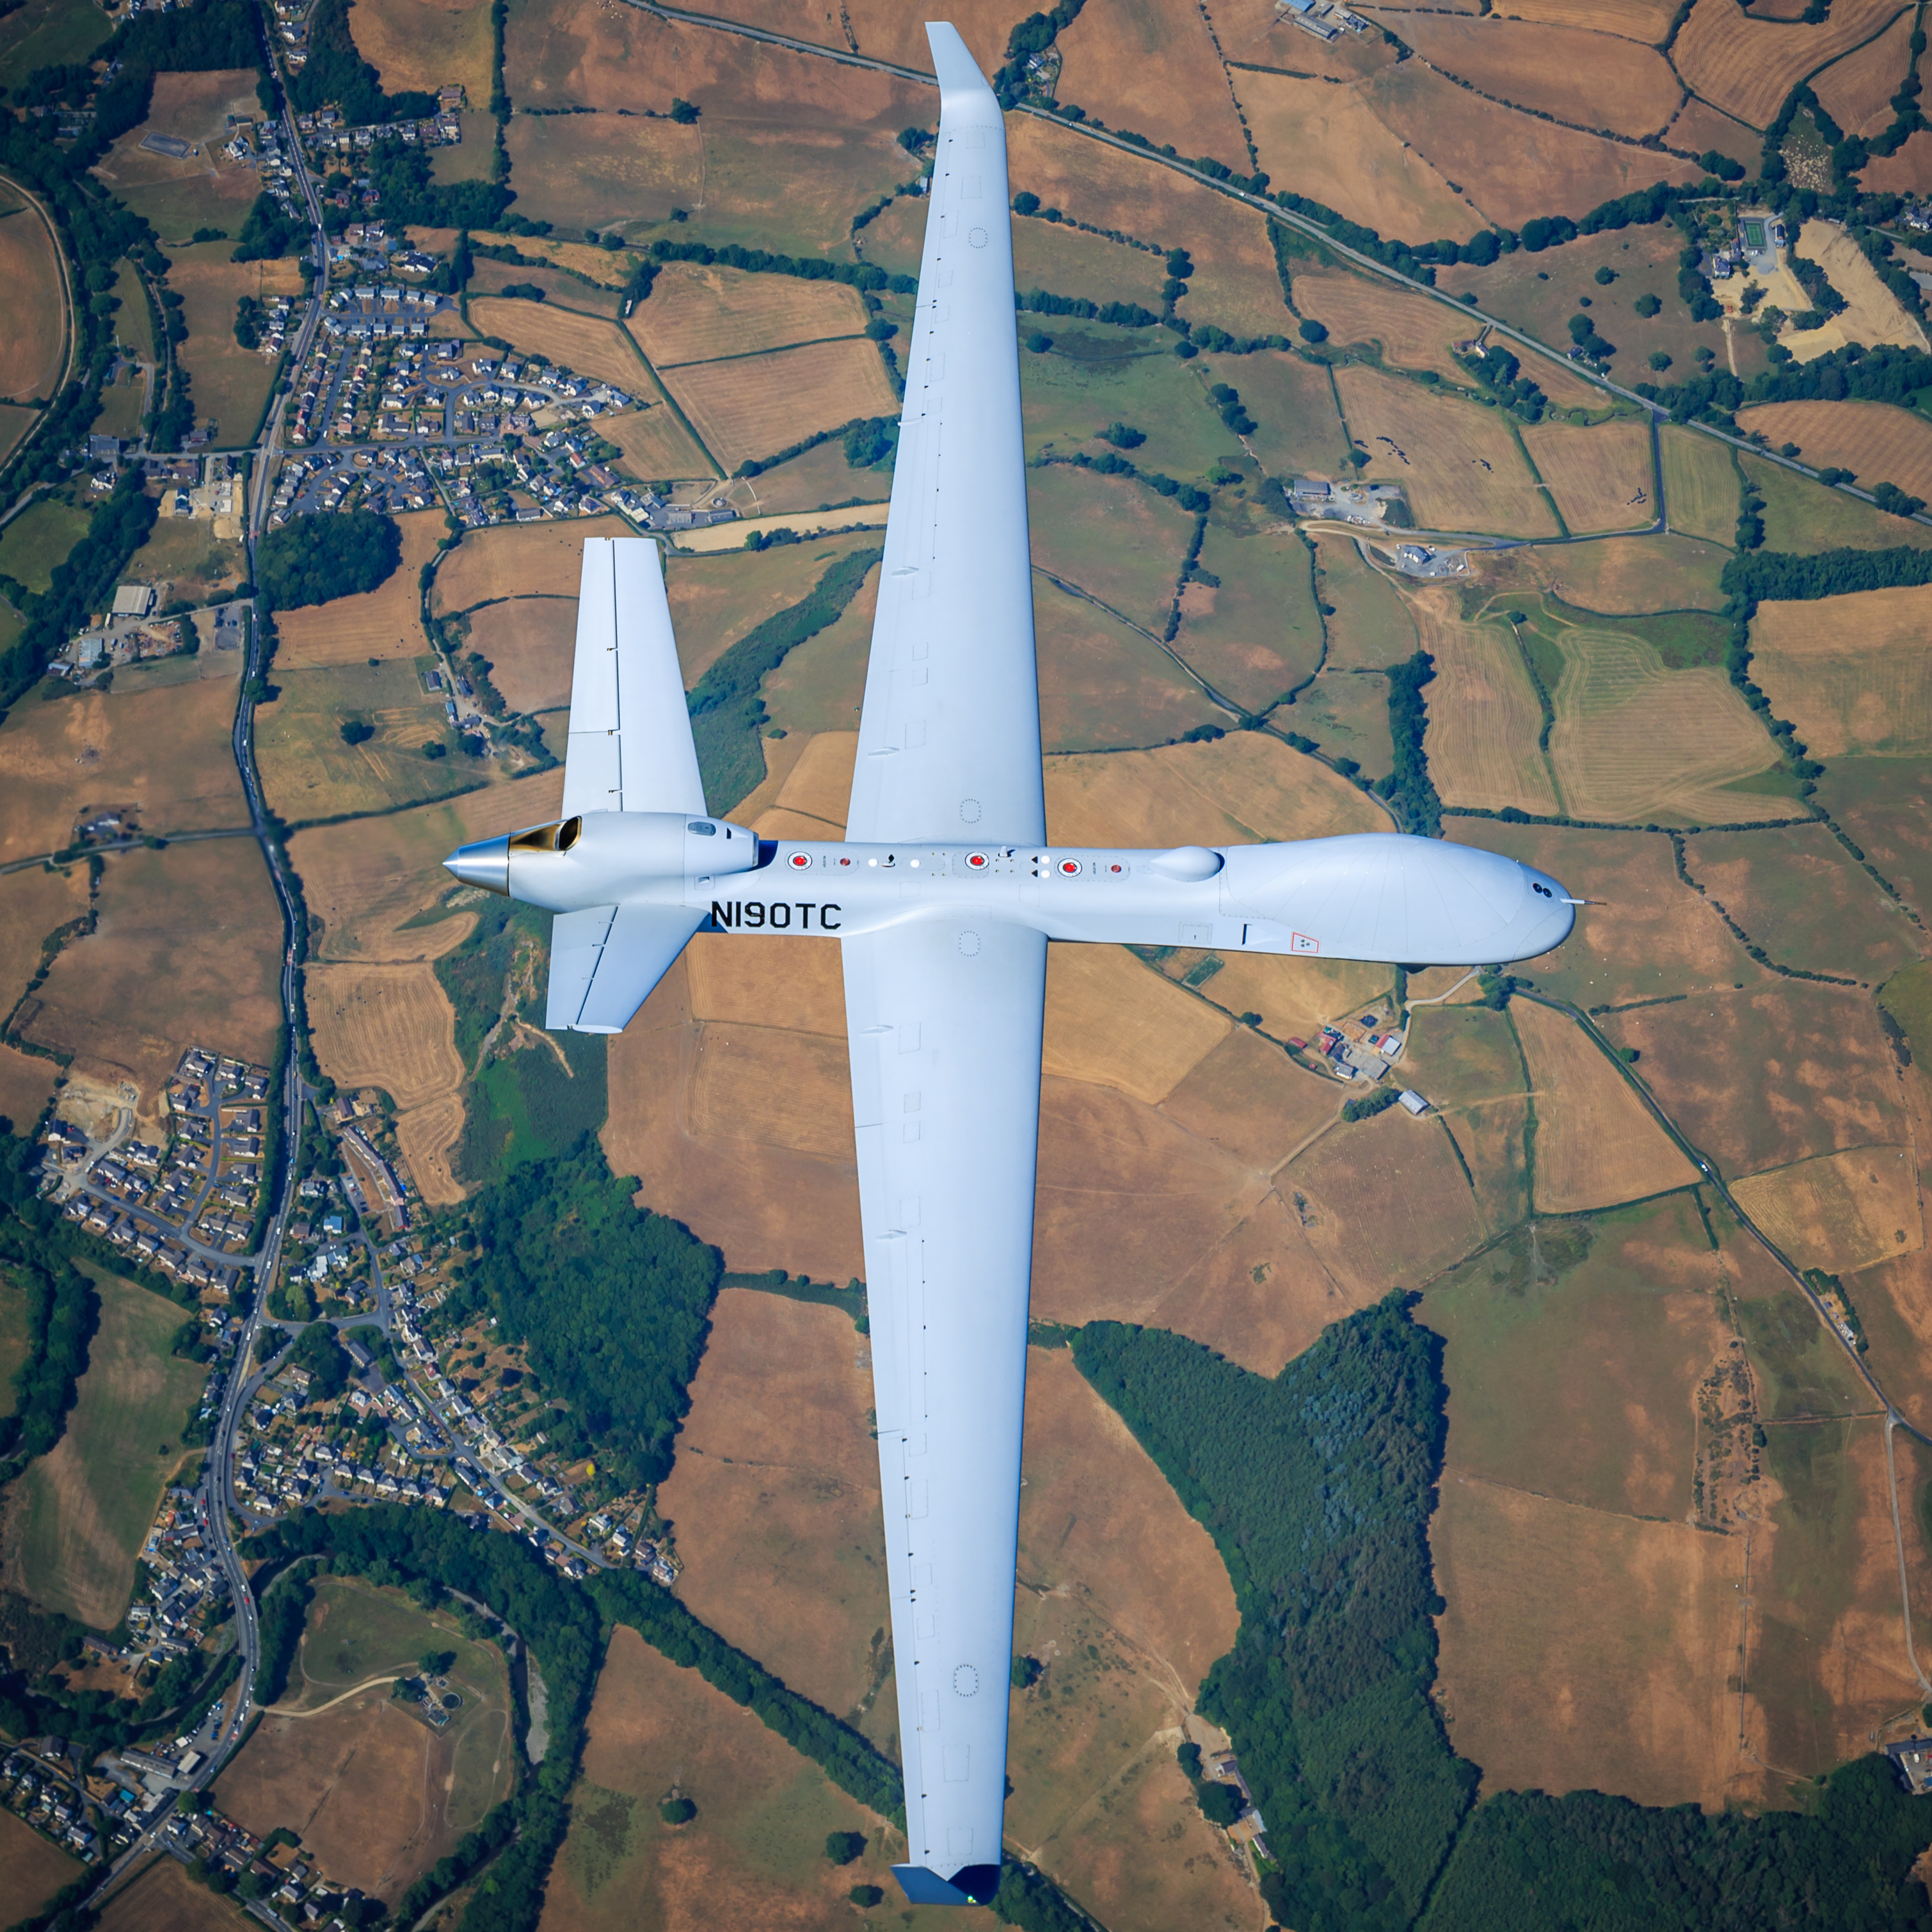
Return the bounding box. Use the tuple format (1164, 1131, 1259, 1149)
(444, 834, 510, 897)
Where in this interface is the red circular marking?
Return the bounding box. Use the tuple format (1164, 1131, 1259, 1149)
(966, 852, 989, 870)
(1058, 858, 1081, 877)
(788, 851, 811, 869)
(1109, 863, 1123, 874)
(838, 856, 854, 867)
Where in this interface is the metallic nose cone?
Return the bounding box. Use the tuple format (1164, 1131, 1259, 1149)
(444, 834, 509, 896)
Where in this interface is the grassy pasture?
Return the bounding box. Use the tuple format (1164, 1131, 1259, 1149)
(1032, 575, 1222, 751)
(285, 1575, 506, 1705)
(1738, 449, 1932, 553)
(1171, 522, 1324, 714)
(464, 298, 648, 392)
(1012, 218, 1171, 312)
(1026, 463, 1195, 635)
(0, 0, 109, 77)
(1392, 13, 1681, 136)
(1521, 416, 1654, 532)
(660, 339, 897, 472)
(1288, 271, 1468, 380)
(433, 513, 632, 611)
(0, 865, 90, 1018)
(1513, 997, 1699, 1210)
(1600, 983, 1904, 1179)
(1284, 667, 1394, 779)
(1333, 365, 1558, 535)
(1739, 400, 1932, 505)
(163, 245, 303, 445)
(0, 492, 88, 594)
(131, 516, 247, 605)
(467, 258, 626, 312)
(1405, 1003, 1528, 1229)
(1684, 822, 1920, 980)
(0, 1044, 62, 1137)
(1660, 426, 1739, 547)
(348, 0, 496, 100)
(631, 262, 866, 366)
(758, 561, 876, 738)
(1414, 600, 1560, 816)
(1020, 335, 1247, 483)
(1731, 1144, 1921, 1275)
(1675, 0, 1904, 131)
(1750, 583, 1932, 757)
(257, 660, 483, 822)
(1486, 531, 1729, 614)
(1236, 67, 1478, 243)
(1204, 348, 1352, 479)
(0, 198, 65, 402)
(666, 530, 881, 686)
(1842, 1245, 1932, 1423)
(1313, 534, 1419, 666)
(1055, 0, 1251, 170)
(731, 435, 889, 515)
(1814, 757, 1932, 922)
(275, 510, 445, 666)
(10, 1266, 206, 1627)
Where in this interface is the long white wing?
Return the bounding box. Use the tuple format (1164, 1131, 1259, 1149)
(843, 915, 1045, 1904)
(560, 537, 707, 818)
(843, 24, 1045, 850)
(546, 904, 704, 1034)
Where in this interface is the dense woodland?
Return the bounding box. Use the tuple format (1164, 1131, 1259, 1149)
(256, 507, 402, 610)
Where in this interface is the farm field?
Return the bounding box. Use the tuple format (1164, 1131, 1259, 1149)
(1203, 347, 1352, 480)
(1865, 124, 1932, 194)
(1156, 950, 1390, 1058)
(0, 1041, 59, 1131)
(1391, 13, 1682, 136)
(1739, 449, 1932, 553)
(1522, 417, 1654, 533)
(307, 962, 467, 1148)
(1844, 1245, 1932, 1421)
(275, 511, 445, 666)
(1738, 399, 1932, 503)
(1313, 535, 1419, 666)
(346, 0, 495, 100)
(0, 401, 39, 467)
(464, 298, 648, 393)
(1032, 575, 1222, 751)
(0, 492, 88, 594)
(0, 193, 65, 402)
(630, 261, 866, 367)
(130, 517, 248, 606)
(666, 530, 881, 685)
(0, 1801, 83, 1917)
(161, 245, 304, 445)
(1170, 522, 1323, 714)
(463, 597, 575, 715)
(537, 1625, 914, 1932)
(1673, 0, 1906, 130)
(1283, 667, 1394, 779)
(257, 662, 481, 822)
(1682, 822, 1920, 980)
(0, 0, 113, 76)
(1414, 600, 1560, 817)
(758, 572, 875, 738)
(730, 435, 890, 516)
(1332, 365, 1558, 535)
(1813, 757, 1932, 922)
(282, 1574, 509, 1707)
(1155, 1019, 1346, 1175)
(1490, 531, 1730, 612)
(21, 838, 283, 1100)
(1019, 337, 1249, 484)
(603, 398, 714, 481)
(1287, 271, 1467, 380)
(1660, 426, 1739, 547)
(1054, 0, 1250, 171)
(6, 1267, 206, 1627)
(1750, 582, 1932, 756)
(1044, 945, 1229, 1104)
(1730, 1144, 1921, 1275)
(96, 1855, 255, 1932)
(660, 339, 897, 474)
(467, 257, 625, 312)
(1512, 997, 1699, 1210)
(0, 865, 88, 1020)
(432, 514, 632, 611)
(1026, 463, 1196, 636)
(1599, 982, 1904, 1179)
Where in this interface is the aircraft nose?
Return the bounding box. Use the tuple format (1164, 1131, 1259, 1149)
(1515, 865, 1576, 958)
(444, 834, 510, 896)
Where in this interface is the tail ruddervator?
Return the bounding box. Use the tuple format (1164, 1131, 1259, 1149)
(445, 22, 1579, 1908)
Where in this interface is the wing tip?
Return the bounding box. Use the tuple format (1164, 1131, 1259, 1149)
(893, 1864, 1002, 1908)
(925, 21, 996, 101)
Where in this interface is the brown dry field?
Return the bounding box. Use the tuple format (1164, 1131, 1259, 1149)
(1362, 60, 1697, 227)
(164, 251, 304, 440)
(735, 436, 891, 518)
(1284, 1101, 1487, 1295)
(291, 772, 564, 962)
(1413, 599, 1560, 816)
(307, 964, 467, 1193)
(1674, 0, 1905, 129)
(760, 565, 875, 729)
(275, 512, 445, 666)
(1522, 417, 1656, 533)
(1172, 525, 1325, 717)
(0, 197, 64, 401)
(0, 682, 251, 861)
(1659, 424, 1740, 548)
(1054, 0, 1250, 170)
(1447, 820, 1764, 1007)
(1034, 576, 1224, 753)
(1669, 97, 1764, 170)
(1394, 15, 1682, 136)
(604, 399, 714, 481)
(0, 1805, 82, 1920)
(1043, 945, 1229, 1103)
(1512, 997, 1700, 1210)
(220, 1684, 487, 1897)
(97, 1856, 253, 1932)
(1005, 116, 1295, 337)
(1848, 1243, 1932, 1423)
(1864, 124, 1932, 194)
(1485, 0, 1682, 35)
(1731, 1145, 1922, 1274)
(630, 262, 866, 366)
(0, 863, 89, 1009)
(1289, 272, 1467, 379)
(1043, 731, 1385, 847)
(1158, 1019, 1345, 1171)
(1814, 9, 1919, 134)
(1236, 68, 1479, 244)
(464, 299, 649, 391)
(1028, 463, 1197, 636)
(1487, 532, 1728, 614)
(432, 514, 632, 611)
(1601, 985, 1904, 1179)
(1792, 223, 1929, 355)
(1750, 582, 1932, 756)
(346, 0, 495, 100)
(1334, 365, 1558, 535)
(667, 531, 882, 687)
(539, 1626, 913, 1932)
(1737, 404, 1932, 500)
(463, 597, 574, 714)
(1431, 1478, 1755, 1807)
(764, 728, 857, 828)
(22, 840, 282, 1100)
(1174, 950, 1391, 1046)
(661, 339, 897, 473)
(0, 1041, 59, 1131)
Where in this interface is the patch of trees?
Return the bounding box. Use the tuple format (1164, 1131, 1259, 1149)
(234, 294, 265, 349)
(1454, 344, 1547, 422)
(232, 192, 309, 264)
(0, 1234, 99, 1477)
(76, 0, 267, 161)
(1379, 651, 1442, 836)
(1016, 287, 1160, 329)
(1640, 340, 1932, 427)
(687, 545, 881, 810)
(251, 1563, 316, 1704)
(1722, 544, 1932, 603)
(649, 236, 913, 298)
(256, 508, 402, 610)
(467, 1137, 722, 1491)
(992, 0, 1086, 104)
(289, 1321, 351, 1401)
(1177, 1740, 1245, 1826)
(366, 141, 515, 232)
(1341, 1086, 1400, 1122)
(287, 0, 436, 124)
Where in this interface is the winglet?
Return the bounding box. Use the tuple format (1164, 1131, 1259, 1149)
(893, 1864, 1002, 1907)
(925, 20, 998, 108)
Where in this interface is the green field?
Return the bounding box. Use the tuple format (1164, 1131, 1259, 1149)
(14, 1265, 207, 1628)
(0, 493, 90, 595)
(1174, 520, 1324, 715)
(113, 260, 156, 364)
(1741, 452, 1932, 555)
(1200, 348, 1352, 481)
(257, 662, 484, 823)
(132, 516, 248, 606)
(1407, 1002, 1526, 1110)
(1019, 333, 1247, 483)
(292, 1576, 509, 1707)
(1026, 462, 1195, 637)
(0, 0, 107, 82)
(92, 369, 146, 442)
(1315, 532, 1419, 668)
(1535, 532, 1730, 614)
(1283, 667, 1393, 778)
(1659, 426, 1737, 548)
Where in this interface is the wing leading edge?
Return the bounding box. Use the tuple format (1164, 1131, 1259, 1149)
(843, 916, 1046, 1903)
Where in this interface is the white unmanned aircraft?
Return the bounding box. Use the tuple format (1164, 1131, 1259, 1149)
(446, 22, 1576, 1906)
